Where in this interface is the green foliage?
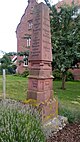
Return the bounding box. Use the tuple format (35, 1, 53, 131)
(50, 5, 80, 72)
(53, 80, 80, 122)
(59, 105, 80, 123)
(53, 69, 62, 80)
(53, 70, 74, 81)
(18, 51, 29, 56)
(21, 69, 29, 77)
(0, 100, 45, 142)
(0, 67, 9, 75)
(7, 52, 17, 56)
(7, 65, 17, 74)
(0, 54, 11, 69)
(0, 54, 17, 74)
(15, 69, 29, 78)
(44, 0, 80, 89)
(0, 75, 80, 124)
(66, 71, 74, 81)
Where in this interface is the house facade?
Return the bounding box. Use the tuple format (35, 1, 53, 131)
(16, 0, 80, 80)
(16, 0, 38, 74)
(56, 0, 80, 8)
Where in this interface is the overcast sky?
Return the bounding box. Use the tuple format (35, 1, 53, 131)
(0, 0, 59, 54)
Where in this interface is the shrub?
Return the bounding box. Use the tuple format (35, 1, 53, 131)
(21, 69, 29, 77)
(53, 70, 74, 81)
(59, 105, 80, 123)
(0, 64, 17, 75)
(53, 69, 62, 80)
(66, 71, 74, 81)
(8, 64, 17, 74)
(0, 100, 45, 142)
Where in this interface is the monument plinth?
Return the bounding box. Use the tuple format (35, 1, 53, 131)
(27, 3, 58, 121)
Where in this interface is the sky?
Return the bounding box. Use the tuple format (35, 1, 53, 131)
(0, 0, 59, 55)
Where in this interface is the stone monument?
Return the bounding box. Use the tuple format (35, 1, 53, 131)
(27, 2, 58, 121)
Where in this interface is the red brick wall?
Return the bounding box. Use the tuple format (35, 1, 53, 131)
(69, 69, 80, 80)
(56, 0, 80, 8)
(16, 0, 37, 73)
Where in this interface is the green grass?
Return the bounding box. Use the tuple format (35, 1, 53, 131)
(53, 81, 80, 122)
(0, 75, 28, 100)
(0, 75, 80, 104)
(53, 81, 80, 110)
(0, 75, 80, 122)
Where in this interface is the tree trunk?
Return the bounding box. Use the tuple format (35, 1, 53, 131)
(61, 72, 66, 90)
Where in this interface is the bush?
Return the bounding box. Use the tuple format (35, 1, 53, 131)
(0, 100, 45, 142)
(53, 70, 62, 80)
(53, 70, 74, 81)
(59, 105, 80, 123)
(0, 67, 9, 75)
(21, 69, 29, 77)
(0, 64, 17, 75)
(8, 64, 17, 74)
(66, 71, 74, 81)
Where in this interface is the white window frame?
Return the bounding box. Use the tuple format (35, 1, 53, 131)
(27, 37, 31, 47)
(23, 55, 28, 66)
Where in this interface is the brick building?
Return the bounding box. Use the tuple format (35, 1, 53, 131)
(16, 0, 80, 80)
(16, 0, 38, 74)
(56, 0, 80, 8)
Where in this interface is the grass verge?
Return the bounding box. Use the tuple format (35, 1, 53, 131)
(0, 75, 80, 123)
(53, 81, 80, 123)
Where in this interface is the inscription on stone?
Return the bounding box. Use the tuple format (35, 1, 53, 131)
(29, 2, 52, 61)
(39, 80, 44, 91)
(32, 80, 38, 89)
(30, 8, 42, 59)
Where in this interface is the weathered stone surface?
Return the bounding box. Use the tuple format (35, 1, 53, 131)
(29, 3, 52, 61)
(27, 2, 58, 121)
(43, 115, 68, 139)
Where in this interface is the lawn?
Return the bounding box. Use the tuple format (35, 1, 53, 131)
(0, 75, 28, 100)
(0, 75, 80, 122)
(53, 81, 80, 122)
(53, 81, 80, 110)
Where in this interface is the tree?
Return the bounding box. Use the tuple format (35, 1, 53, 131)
(0, 53, 17, 74)
(0, 54, 11, 69)
(44, 0, 80, 89)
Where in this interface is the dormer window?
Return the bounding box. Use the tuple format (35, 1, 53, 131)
(30, 6, 34, 14)
(28, 20, 33, 30)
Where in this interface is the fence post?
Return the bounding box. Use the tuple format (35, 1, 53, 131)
(3, 69, 6, 99)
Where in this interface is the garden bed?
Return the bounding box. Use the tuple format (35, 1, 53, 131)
(47, 123, 80, 142)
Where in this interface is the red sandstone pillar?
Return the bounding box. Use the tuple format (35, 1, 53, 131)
(27, 2, 58, 121)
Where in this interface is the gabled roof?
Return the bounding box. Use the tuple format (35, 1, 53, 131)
(16, 0, 38, 34)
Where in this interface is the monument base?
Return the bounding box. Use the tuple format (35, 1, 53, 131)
(25, 96, 58, 122)
(38, 98, 58, 122)
(27, 77, 58, 122)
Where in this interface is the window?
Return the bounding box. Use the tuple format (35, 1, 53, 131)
(77, 8, 80, 14)
(28, 20, 33, 30)
(30, 6, 34, 14)
(23, 55, 28, 66)
(27, 37, 31, 47)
